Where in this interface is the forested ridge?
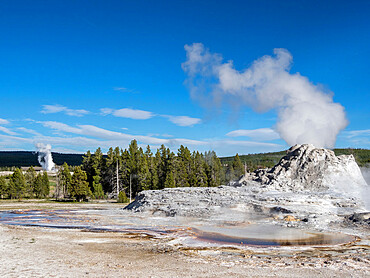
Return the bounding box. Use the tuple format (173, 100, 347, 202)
(220, 148, 370, 171)
(0, 148, 368, 169)
(332, 149, 370, 167)
(0, 151, 84, 168)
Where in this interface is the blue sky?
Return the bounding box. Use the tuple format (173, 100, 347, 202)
(0, 0, 369, 156)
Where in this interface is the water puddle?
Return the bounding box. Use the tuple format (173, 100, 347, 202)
(0, 209, 177, 237)
(192, 224, 355, 246)
(0, 209, 91, 229)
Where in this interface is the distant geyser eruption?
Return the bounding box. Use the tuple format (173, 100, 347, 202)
(35, 143, 55, 171)
(182, 43, 348, 148)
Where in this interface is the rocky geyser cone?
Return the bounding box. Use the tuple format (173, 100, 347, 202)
(238, 144, 367, 195)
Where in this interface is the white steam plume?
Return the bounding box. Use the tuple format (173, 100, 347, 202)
(35, 143, 55, 171)
(182, 43, 348, 148)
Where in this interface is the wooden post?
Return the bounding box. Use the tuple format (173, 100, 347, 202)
(129, 174, 132, 203)
(116, 160, 119, 198)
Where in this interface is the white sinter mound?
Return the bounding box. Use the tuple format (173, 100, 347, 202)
(239, 144, 367, 196)
(125, 144, 369, 232)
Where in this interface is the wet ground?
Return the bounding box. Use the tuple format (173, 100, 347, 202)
(0, 205, 360, 247)
(0, 201, 369, 277)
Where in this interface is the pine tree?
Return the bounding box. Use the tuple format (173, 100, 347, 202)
(137, 147, 150, 191)
(155, 148, 164, 189)
(112, 146, 122, 197)
(204, 151, 222, 187)
(103, 147, 121, 194)
(225, 163, 233, 182)
(176, 145, 191, 187)
(0, 176, 7, 199)
(117, 191, 128, 203)
(212, 155, 223, 186)
(41, 172, 50, 198)
(145, 145, 159, 190)
(103, 147, 114, 193)
(25, 166, 36, 198)
(189, 151, 197, 187)
(198, 152, 209, 187)
(93, 181, 105, 199)
(82, 148, 104, 194)
(8, 179, 17, 199)
(232, 154, 244, 180)
(91, 148, 104, 199)
(190, 151, 208, 187)
(82, 150, 93, 187)
(58, 162, 72, 198)
(120, 148, 130, 194)
(126, 140, 149, 196)
(155, 145, 177, 189)
(11, 168, 26, 199)
(33, 174, 43, 198)
(163, 150, 176, 188)
(70, 167, 92, 201)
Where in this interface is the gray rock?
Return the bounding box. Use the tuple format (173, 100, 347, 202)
(347, 212, 370, 225)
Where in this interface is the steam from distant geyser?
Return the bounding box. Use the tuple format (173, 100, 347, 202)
(182, 43, 348, 148)
(35, 143, 55, 171)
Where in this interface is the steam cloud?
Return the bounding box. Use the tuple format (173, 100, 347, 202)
(182, 43, 348, 148)
(360, 167, 370, 210)
(35, 143, 55, 171)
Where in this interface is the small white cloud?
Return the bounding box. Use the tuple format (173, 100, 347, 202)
(114, 87, 128, 91)
(41, 121, 82, 134)
(41, 104, 89, 117)
(226, 128, 280, 141)
(101, 108, 154, 120)
(41, 104, 66, 114)
(340, 129, 370, 147)
(146, 133, 174, 138)
(113, 87, 136, 93)
(161, 133, 174, 138)
(17, 127, 41, 136)
(165, 115, 201, 127)
(52, 147, 84, 154)
(100, 108, 114, 115)
(0, 118, 10, 125)
(0, 126, 17, 135)
(101, 107, 201, 126)
(345, 129, 370, 138)
(64, 109, 89, 117)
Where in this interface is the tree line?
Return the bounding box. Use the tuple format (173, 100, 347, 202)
(0, 140, 246, 201)
(0, 151, 83, 168)
(0, 167, 49, 199)
(55, 140, 245, 201)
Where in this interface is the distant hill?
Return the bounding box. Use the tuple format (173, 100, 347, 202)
(220, 148, 370, 171)
(0, 151, 84, 168)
